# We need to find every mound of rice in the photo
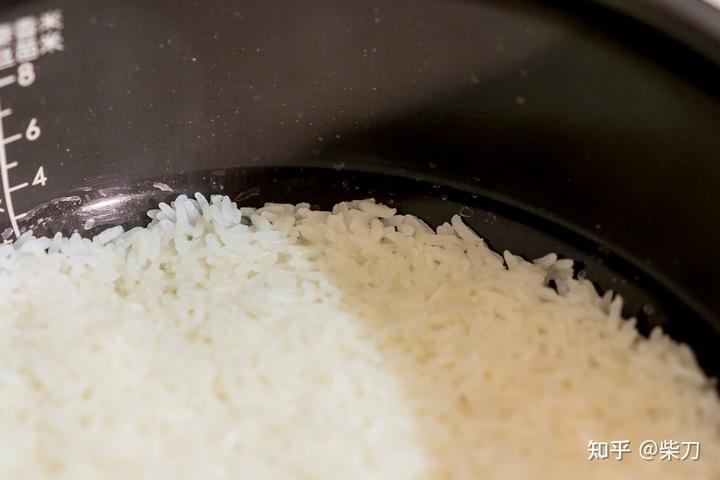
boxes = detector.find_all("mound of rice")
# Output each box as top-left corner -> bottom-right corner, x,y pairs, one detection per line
0,193 -> 718,479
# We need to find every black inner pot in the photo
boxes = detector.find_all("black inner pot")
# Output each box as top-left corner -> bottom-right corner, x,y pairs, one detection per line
1,1 -> 718,375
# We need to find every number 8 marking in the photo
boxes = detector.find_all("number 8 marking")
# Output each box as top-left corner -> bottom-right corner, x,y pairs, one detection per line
17,63 -> 35,87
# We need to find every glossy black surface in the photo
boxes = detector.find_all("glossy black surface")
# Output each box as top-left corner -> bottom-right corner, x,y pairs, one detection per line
0,1 -> 716,372
20,166 -> 720,377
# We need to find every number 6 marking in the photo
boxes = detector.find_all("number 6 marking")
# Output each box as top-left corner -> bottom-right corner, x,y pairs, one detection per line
25,118 -> 40,141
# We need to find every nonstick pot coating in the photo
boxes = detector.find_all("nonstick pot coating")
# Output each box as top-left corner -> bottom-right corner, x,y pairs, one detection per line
19,165 -> 720,378
0,1 -> 717,375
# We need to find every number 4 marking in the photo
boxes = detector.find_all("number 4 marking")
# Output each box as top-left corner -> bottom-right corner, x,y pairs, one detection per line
32,166 -> 47,186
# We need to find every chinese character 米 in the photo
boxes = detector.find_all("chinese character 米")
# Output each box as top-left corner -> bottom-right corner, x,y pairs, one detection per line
39,30 -> 64,54
39,10 -> 63,31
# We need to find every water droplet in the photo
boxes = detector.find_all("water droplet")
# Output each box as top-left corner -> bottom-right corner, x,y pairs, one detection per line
577,270 -> 587,280
515,96 -> 526,106
485,213 -> 497,224
333,162 -> 345,171
595,223 -> 602,230
432,184 -> 441,189
459,206 -> 474,218
642,303 -> 656,315
440,194 -> 448,200
428,161 -> 438,169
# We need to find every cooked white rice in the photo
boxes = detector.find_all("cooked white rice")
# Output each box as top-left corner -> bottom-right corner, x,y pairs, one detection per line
0,194 -> 717,479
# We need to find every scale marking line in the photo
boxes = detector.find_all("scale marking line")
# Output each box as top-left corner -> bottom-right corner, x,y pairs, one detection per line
0,109 -> 11,118
8,182 -> 28,193
0,99 -> 20,236
0,75 -> 16,89
3,133 -> 22,145
6,161 -> 16,169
